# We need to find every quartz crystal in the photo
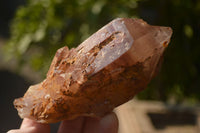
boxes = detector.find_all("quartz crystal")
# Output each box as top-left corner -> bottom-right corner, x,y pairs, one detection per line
14,18 -> 172,123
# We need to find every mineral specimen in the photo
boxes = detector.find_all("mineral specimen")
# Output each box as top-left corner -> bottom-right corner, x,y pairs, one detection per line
14,18 -> 172,123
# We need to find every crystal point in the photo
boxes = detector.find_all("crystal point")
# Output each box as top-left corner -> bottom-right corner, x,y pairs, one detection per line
14,18 -> 172,123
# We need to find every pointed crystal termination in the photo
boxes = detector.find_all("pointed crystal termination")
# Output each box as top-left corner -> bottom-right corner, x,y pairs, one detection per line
14,18 -> 172,123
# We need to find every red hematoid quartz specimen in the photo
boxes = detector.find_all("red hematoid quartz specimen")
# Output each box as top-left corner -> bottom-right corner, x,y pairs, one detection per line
14,18 -> 172,123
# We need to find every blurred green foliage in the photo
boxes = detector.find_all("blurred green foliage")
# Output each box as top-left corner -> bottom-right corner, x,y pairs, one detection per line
3,0 -> 200,102
4,0 -> 139,74
137,0 -> 200,103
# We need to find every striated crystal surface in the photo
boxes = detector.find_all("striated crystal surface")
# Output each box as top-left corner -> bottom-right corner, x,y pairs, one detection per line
14,18 -> 172,123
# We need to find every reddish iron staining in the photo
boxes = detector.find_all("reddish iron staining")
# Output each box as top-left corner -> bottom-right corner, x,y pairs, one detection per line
163,41 -> 169,47
14,18 -> 172,123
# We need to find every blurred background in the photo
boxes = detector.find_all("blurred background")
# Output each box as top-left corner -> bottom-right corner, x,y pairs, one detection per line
0,0 -> 199,132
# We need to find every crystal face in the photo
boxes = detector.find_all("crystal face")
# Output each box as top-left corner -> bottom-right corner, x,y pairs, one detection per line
14,18 -> 172,123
